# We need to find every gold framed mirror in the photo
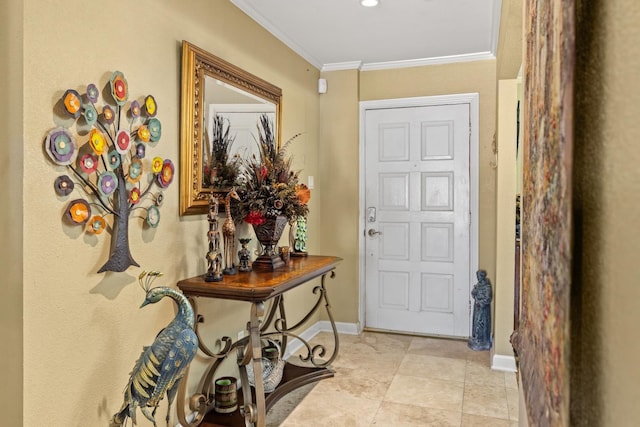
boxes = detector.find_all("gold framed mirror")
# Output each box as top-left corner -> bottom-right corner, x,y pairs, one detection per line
179,40 -> 282,215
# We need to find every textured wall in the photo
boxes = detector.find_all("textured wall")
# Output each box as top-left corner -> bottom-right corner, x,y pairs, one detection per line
317,70 -> 361,323
571,0 -> 640,424
0,1 -> 24,425
496,0 -> 524,79
494,79 -> 518,358
18,0 -> 319,425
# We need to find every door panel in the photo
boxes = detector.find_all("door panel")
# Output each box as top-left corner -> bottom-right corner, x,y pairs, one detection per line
365,103 -> 471,337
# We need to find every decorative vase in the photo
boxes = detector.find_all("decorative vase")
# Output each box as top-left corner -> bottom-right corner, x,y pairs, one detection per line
246,340 -> 285,393
252,215 -> 288,270
213,376 -> 238,414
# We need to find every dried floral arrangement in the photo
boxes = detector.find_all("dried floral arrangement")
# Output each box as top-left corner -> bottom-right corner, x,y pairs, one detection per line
44,71 -> 174,273
203,114 -> 241,189
234,114 -> 310,225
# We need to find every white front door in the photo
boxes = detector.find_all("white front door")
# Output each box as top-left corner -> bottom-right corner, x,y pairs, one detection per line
364,103 -> 472,337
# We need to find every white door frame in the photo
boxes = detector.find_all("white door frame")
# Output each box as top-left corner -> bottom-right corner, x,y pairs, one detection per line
358,93 -> 480,333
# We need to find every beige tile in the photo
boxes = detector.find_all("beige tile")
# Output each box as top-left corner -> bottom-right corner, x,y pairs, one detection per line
461,413 -> 513,426
336,332 -> 412,361
327,340 -> 405,383
397,353 -> 467,382
466,349 -> 491,364
335,354 -> 403,382
312,365 -> 392,401
506,386 -> 519,421
280,334 -> 516,426
505,371 -> 519,390
372,401 -> 461,426
463,382 -> 509,419
359,331 -> 414,351
408,336 -> 471,360
279,387 -> 380,427
465,360 -> 506,387
384,374 -> 464,412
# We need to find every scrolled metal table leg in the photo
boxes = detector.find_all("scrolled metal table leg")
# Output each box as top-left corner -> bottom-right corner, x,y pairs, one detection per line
237,344 -> 256,427
249,302 -> 267,427
237,301 -> 266,427
320,271 -> 340,366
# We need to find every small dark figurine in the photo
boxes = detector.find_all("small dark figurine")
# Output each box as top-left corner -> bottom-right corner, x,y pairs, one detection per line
205,194 -> 223,282
237,238 -> 252,273
468,270 -> 493,351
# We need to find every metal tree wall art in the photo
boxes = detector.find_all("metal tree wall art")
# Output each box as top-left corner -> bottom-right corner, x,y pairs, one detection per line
44,71 -> 174,273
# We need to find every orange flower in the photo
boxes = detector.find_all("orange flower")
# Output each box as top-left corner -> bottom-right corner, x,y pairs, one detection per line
63,90 -> 82,117
137,125 -> 150,142
296,183 -> 311,205
87,216 -> 106,234
66,199 -> 91,224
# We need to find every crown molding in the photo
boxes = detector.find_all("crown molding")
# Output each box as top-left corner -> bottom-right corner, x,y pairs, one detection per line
321,61 -> 363,72
230,0 -> 323,70
360,51 -> 496,71
323,52 -> 497,73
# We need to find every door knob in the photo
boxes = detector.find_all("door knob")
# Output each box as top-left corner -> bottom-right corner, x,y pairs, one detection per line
368,228 -> 382,237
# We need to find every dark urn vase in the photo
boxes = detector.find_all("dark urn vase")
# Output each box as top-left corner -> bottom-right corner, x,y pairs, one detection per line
252,215 -> 288,270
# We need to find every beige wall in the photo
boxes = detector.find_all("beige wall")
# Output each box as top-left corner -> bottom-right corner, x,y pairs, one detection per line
570,0 -> 640,424
496,0 -> 523,80
0,0 -> 24,425
494,79 -> 518,357
16,0 -> 319,425
361,60 -> 498,287
318,70 -> 361,323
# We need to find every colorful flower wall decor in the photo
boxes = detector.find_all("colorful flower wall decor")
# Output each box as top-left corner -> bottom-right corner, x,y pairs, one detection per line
44,71 -> 174,273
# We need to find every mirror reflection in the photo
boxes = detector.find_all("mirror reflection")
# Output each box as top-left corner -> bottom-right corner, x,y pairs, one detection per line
202,76 -> 276,189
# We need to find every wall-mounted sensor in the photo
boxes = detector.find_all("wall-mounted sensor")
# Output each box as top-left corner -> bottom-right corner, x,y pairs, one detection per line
318,78 -> 327,94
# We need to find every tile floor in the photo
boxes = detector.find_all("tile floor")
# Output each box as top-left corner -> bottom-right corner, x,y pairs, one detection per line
267,331 -> 519,427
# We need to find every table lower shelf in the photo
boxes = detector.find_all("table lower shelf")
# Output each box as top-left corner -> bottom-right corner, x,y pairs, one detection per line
200,362 -> 334,427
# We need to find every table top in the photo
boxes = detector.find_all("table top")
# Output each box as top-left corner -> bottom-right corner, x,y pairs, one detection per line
177,255 -> 342,302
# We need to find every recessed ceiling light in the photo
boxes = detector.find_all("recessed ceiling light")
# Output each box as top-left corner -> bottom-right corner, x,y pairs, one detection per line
361,0 -> 379,7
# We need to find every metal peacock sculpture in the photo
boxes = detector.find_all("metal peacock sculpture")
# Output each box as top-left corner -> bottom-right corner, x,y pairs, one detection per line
111,271 -> 198,427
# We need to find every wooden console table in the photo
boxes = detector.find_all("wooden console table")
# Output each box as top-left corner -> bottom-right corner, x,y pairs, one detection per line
176,255 -> 342,427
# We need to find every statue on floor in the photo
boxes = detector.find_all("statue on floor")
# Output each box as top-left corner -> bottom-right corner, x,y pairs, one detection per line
468,270 -> 492,351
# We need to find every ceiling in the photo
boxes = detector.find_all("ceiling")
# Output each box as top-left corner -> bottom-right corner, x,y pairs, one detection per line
230,0 -> 503,71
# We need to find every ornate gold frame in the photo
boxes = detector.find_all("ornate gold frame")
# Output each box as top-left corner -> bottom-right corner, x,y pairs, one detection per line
179,40 -> 282,215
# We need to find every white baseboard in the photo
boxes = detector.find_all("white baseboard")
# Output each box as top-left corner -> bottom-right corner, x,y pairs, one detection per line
317,320 -> 361,335
491,354 -> 517,372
